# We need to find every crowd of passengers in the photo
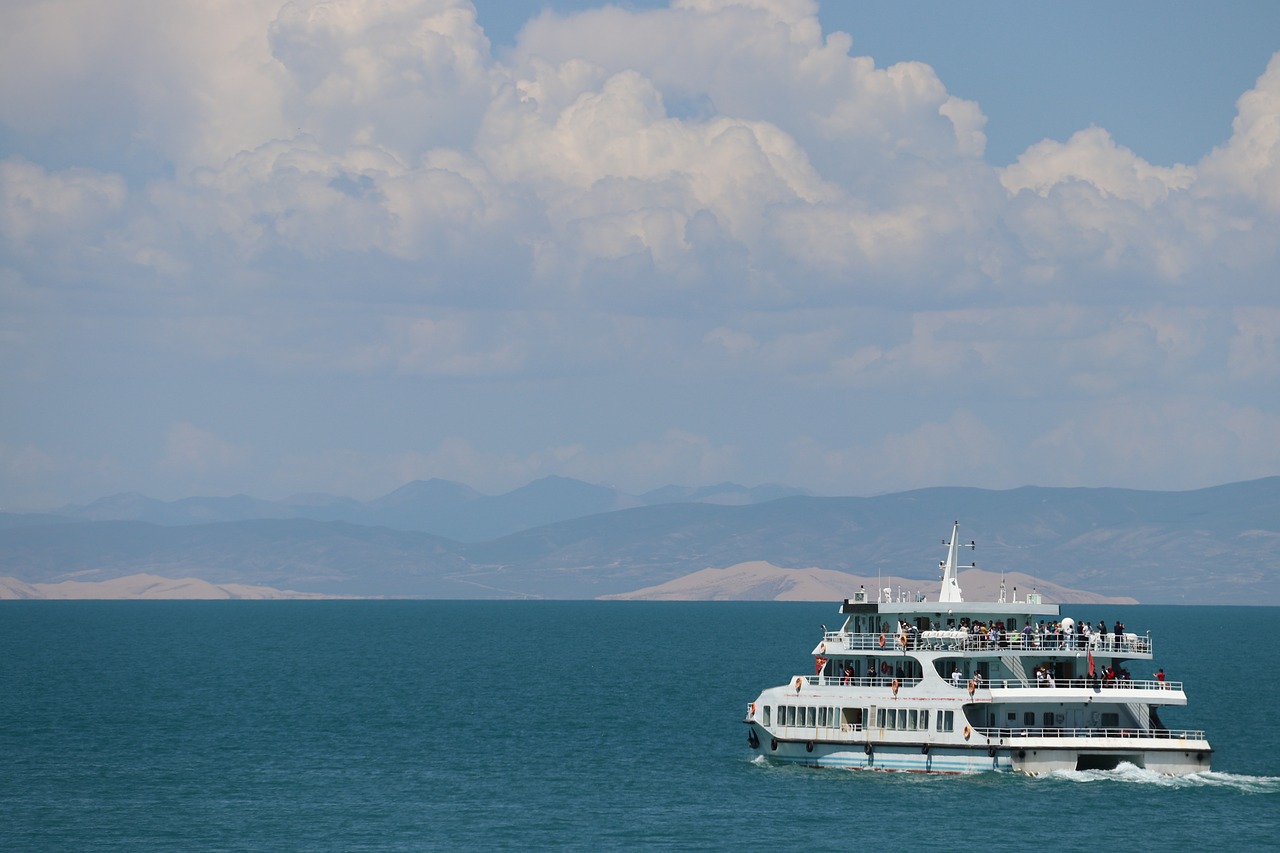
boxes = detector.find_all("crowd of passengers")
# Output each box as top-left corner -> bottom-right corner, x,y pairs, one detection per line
1032,661 -> 1133,687
886,617 -> 1132,650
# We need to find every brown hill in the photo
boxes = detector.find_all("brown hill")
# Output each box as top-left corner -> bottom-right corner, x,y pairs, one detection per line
601,565 -> 1137,604
0,573 -> 356,600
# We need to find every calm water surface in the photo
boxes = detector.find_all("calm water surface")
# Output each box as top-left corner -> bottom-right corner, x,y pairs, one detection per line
1,601 -> 1277,851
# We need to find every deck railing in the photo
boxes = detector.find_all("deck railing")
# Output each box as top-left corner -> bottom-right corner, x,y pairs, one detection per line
798,675 -> 1181,692
977,726 -> 1207,742
820,630 -> 1152,655
983,677 -> 1180,692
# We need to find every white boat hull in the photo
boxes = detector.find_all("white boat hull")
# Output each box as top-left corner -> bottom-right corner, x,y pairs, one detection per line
748,724 -> 1211,775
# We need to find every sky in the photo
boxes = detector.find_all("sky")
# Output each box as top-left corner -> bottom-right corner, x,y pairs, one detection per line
2,0 -> 1279,509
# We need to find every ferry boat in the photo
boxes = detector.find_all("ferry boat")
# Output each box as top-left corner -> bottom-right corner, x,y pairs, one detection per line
743,522 -> 1211,775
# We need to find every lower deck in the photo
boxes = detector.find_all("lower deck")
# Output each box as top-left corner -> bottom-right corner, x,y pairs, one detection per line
749,726 -> 1212,775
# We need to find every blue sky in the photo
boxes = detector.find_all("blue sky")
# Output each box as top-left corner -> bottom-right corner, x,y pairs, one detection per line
2,0 -> 1279,508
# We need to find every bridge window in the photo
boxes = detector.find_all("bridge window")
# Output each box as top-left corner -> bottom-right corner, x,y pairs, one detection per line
763,706 -> 771,726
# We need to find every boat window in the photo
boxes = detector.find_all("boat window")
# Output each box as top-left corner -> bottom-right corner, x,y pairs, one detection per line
763,706 -> 771,726
1101,712 -> 1119,728
818,707 -> 826,728
807,707 -> 817,727
1043,712 -> 1054,727
787,706 -> 796,726
909,709 -> 918,729
876,708 -> 886,728
937,710 -> 954,732
920,710 -> 929,730
1024,712 -> 1035,726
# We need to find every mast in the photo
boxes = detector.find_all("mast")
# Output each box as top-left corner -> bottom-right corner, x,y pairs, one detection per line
938,520 -> 974,603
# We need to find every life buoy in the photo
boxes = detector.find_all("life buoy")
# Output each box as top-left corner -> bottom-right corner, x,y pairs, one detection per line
879,633 -> 886,648
880,662 -> 890,675
818,642 -> 826,654
891,678 -> 900,695
898,632 -> 908,648
963,725 -> 972,740
749,702 -> 756,718
967,679 -> 977,696
770,738 -> 778,751
794,677 -> 803,692
806,741 -> 814,753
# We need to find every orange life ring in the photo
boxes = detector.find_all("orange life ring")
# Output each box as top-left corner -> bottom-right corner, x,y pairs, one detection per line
749,702 -> 756,717
818,642 -> 826,654
967,679 -> 977,696
898,632 -> 908,648
794,677 -> 803,692
963,725 -> 972,740
891,678 -> 900,695
879,633 -> 886,648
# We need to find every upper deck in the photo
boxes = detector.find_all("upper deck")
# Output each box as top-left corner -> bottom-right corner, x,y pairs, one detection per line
818,629 -> 1152,657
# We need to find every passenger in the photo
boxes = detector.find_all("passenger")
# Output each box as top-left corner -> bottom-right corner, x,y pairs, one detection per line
951,666 -> 962,687
1155,668 -> 1166,688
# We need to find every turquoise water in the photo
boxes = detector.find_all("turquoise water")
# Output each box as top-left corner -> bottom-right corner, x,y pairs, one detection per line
2,601 -> 1277,851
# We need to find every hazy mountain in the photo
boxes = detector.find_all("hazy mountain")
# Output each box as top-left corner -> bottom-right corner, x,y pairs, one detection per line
44,476 -> 788,541
639,482 -> 808,506
2,477 -> 1277,603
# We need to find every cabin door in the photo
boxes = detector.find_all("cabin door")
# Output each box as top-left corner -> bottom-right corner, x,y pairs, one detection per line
1066,709 -> 1086,733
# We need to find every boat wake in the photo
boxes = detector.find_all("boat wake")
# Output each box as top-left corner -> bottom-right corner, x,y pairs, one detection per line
1044,763 -> 1280,792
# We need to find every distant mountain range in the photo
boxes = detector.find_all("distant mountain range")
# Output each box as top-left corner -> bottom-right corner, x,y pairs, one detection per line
12,476 -> 806,542
1,476 -> 1277,604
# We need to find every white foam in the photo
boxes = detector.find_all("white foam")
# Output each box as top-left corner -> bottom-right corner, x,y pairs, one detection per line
1044,762 -> 1280,792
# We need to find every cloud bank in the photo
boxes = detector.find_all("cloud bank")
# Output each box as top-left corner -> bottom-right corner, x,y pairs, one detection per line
2,0 -> 1278,505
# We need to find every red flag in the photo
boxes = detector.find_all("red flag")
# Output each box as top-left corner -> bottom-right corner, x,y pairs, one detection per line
1087,649 -> 1095,677
816,656 -> 828,675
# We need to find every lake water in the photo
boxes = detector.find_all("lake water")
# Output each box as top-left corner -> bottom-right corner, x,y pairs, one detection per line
2,601 -> 1277,851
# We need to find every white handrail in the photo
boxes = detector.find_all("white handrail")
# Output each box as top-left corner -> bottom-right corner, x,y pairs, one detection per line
820,629 -> 1152,655
976,725 -> 1207,742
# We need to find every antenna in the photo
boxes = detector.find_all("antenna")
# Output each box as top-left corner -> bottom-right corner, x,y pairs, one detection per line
937,520 -> 973,603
